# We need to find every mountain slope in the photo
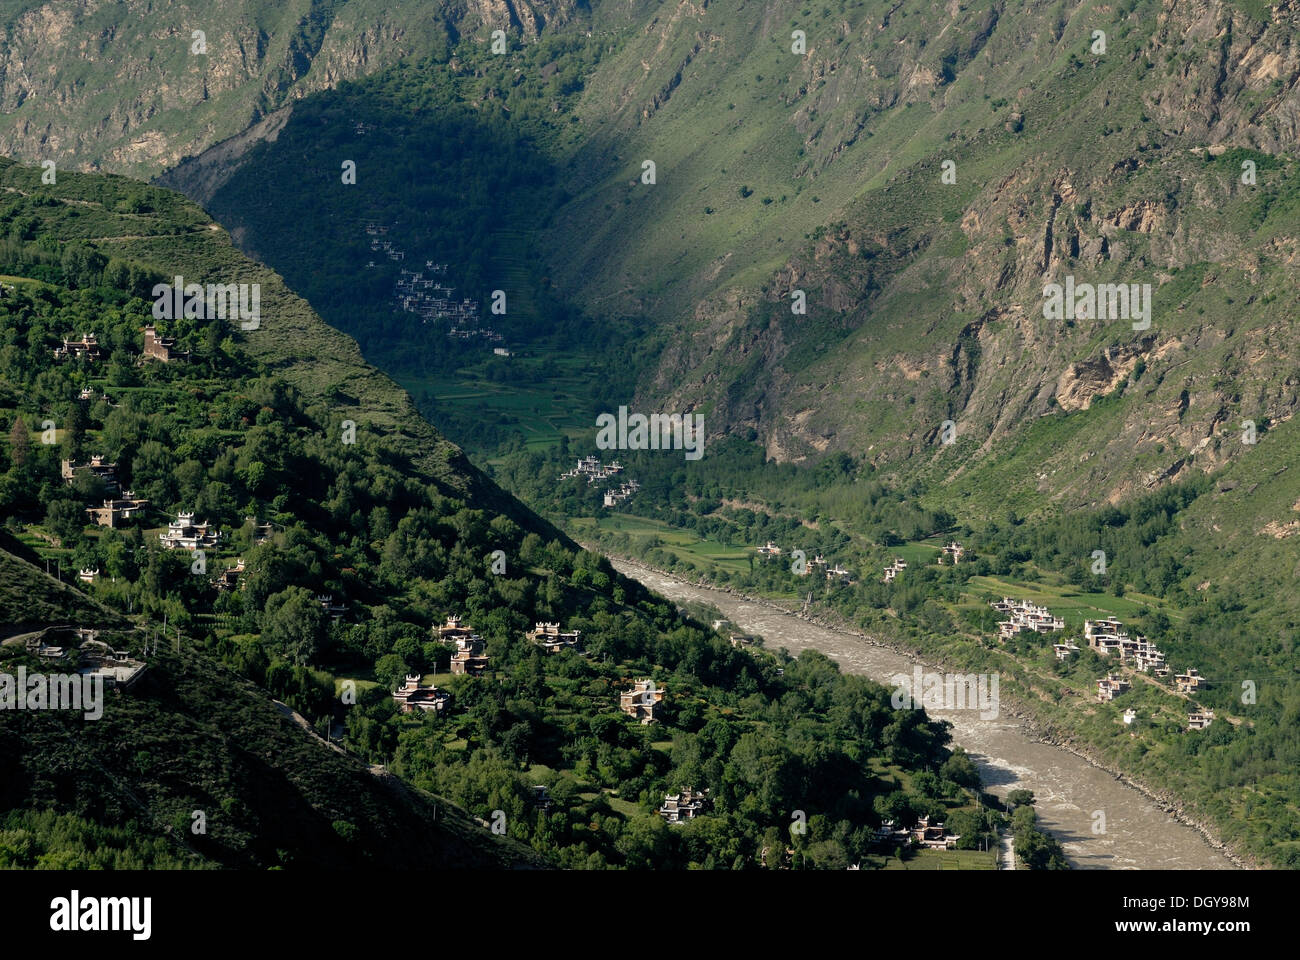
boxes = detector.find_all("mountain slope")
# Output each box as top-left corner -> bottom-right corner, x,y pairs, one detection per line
0,0 -> 587,180
146,0 -> 1300,515
0,544 -> 542,869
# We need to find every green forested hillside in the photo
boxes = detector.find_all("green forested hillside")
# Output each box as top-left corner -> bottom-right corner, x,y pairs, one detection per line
502,433 -> 1300,866
0,158 -> 1013,869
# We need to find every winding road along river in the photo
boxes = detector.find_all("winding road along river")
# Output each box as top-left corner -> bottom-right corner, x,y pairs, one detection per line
613,559 -> 1236,870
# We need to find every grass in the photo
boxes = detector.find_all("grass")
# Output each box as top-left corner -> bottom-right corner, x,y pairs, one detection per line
876,849 -> 998,870
963,574 -> 1179,627
401,352 -> 599,450
595,514 -> 755,574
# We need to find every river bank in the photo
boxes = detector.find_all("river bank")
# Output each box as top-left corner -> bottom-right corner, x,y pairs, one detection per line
605,552 -> 1249,870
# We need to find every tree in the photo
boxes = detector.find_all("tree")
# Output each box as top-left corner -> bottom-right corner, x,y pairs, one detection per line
262,586 -> 329,666
374,653 -> 408,691
940,748 -> 981,790
8,416 -> 30,468
45,497 -> 85,544
1006,789 -> 1035,808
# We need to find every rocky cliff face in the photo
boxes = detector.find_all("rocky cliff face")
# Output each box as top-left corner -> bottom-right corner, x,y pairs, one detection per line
613,0 -> 1300,512
0,0 -> 583,179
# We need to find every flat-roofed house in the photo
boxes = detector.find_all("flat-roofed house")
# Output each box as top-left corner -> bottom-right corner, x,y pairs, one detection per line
54,333 -> 104,362
76,637 -> 147,691
1097,674 -> 1130,702
1053,641 -> 1080,660
526,621 -> 582,654
392,675 -> 452,714
159,512 -> 221,550
213,559 -> 245,591
85,492 -> 150,527
620,679 -> 664,724
996,600 -> 1065,638
658,787 -> 710,824
143,324 -> 189,362
435,615 -> 475,641
62,456 -> 120,493
910,816 -> 961,850
449,634 -> 490,676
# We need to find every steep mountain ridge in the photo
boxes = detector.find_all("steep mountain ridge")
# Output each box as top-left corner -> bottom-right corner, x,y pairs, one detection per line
0,0 -> 585,179
548,0 -> 1300,514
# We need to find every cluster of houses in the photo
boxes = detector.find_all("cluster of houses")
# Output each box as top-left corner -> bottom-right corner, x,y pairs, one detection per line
603,481 -> 640,508
560,456 -> 624,483
883,557 -> 907,583
1084,619 -> 1213,730
1115,694 -> 1215,732
394,267 -> 484,331
755,544 -> 854,583
874,816 -> 962,851
1084,617 -> 1169,675
991,598 -> 1066,639
55,325 -> 189,365
558,456 -> 638,507
526,621 -> 582,654
366,223 -> 405,264
361,222 -> 507,348
940,541 -> 966,564
797,554 -> 854,584
62,457 -> 155,532
658,787 -> 710,824
403,618 -> 667,731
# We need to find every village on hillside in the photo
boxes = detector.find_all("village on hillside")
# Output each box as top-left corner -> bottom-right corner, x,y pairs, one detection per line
558,455 -> 639,508
989,599 -> 1215,732
362,220 -> 508,351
